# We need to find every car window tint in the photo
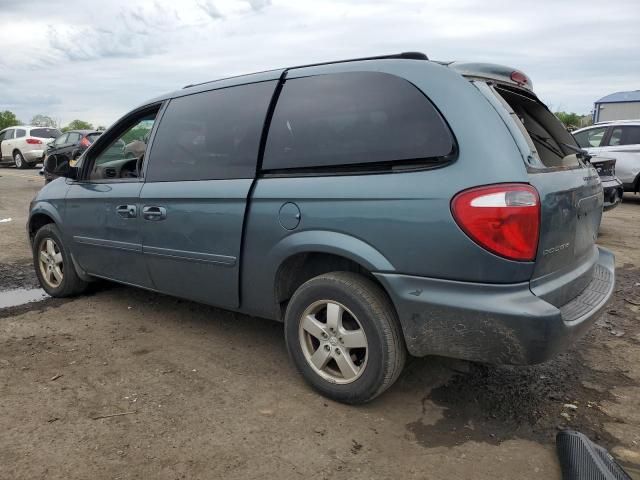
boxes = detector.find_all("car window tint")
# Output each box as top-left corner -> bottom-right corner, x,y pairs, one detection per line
15,129 -> 26,138
31,128 -> 62,138
608,127 -> 623,146
89,111 -> 158,181
146,81 -> 276,182
573,127 -> 606,148
54,134 -> 68,146
67,132 -> 82,144
87,133 -> 101,143
263,72 -> 454,171
4,130 -> 14,139
620,126 -> 640,145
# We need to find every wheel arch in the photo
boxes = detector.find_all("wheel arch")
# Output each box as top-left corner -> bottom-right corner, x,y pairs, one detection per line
269,230 -> 396,320
28,205 -> 62,243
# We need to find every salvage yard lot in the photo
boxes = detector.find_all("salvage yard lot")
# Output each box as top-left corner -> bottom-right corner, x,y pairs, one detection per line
1,167 -> 639,479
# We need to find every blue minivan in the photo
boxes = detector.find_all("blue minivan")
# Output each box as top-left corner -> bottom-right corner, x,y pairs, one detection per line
30,53 -> 614,403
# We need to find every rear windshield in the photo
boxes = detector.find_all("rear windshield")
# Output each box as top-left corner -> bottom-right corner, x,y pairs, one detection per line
490,85 -> 580,168
86,132 -> 101,143
31,128 -> 62,139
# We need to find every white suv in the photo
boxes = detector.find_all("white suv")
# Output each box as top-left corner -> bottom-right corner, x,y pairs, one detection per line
0,126 -> 61,169
573,120 -> 640,193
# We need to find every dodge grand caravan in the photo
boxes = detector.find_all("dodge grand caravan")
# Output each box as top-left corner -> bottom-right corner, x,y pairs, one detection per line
29,52 -> 615,404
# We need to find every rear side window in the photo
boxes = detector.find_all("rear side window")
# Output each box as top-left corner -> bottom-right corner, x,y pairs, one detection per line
67,132 -> 82,144
86,133 -> 101,143
608,126 -> 640,146
16,129 -> 26,138
147,81 -> 276,182
263,72 -> 454,172
31,128 -> 62,139
574,127 -> 606,148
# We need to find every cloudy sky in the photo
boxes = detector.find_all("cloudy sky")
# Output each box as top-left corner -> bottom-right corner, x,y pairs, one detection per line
0,0 -> 638,128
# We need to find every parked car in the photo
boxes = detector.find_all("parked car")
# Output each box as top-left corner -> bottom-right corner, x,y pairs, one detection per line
573,120 -> 640,194
29,53 -> 615,404
41,130 -> 102,183
590,157 -> 623,210
0,126 -> 60,168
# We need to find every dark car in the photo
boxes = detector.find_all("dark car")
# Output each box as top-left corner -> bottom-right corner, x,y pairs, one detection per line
30,53 -> 614,404
590,157 -> 623,211
41,130 -> 102,182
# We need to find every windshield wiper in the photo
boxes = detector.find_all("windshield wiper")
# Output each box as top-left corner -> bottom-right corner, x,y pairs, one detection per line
527,131 -> 566,158
561,143 -> 592,163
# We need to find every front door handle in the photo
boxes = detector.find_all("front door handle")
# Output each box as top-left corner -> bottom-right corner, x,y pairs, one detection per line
142,206 -> 167,221
116,204 -> 137,218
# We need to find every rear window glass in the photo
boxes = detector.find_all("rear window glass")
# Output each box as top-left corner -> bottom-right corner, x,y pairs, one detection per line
493,85 -> 580,168
86,133 -> 101,143
147,81 -> 276,182
16,129 -> 26,138
31,128 -> 62,138
263,72 -> 455,171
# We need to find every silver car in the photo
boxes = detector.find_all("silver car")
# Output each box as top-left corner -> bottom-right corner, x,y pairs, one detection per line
573,120 -> 640,193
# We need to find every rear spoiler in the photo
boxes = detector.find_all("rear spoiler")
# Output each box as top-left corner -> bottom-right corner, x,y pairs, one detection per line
447,61 -> 534,91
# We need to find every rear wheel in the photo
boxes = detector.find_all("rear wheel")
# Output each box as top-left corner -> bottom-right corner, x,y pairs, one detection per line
13,151 -> 27,169
33,224 -> 88,297
284,272 -> 406,404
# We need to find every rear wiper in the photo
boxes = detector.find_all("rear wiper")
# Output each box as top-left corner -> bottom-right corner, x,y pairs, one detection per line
561,143 -> 592,163
527,131 -> 565,158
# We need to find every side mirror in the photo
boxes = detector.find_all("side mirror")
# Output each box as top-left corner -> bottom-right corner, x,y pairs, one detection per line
44,156 -> 78,180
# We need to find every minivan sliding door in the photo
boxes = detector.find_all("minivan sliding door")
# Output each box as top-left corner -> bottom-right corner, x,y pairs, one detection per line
140,80 -> 277,309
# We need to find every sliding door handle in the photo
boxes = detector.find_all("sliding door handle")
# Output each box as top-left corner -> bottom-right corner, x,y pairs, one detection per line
142,206 -> 167,221
116,204 -> 137,218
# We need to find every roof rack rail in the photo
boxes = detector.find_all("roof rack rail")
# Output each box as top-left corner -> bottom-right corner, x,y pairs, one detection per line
287,51 -> 429,71
182,52 -> 428,89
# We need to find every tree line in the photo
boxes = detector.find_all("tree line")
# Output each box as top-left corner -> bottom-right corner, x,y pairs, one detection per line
0,111 -> 105,132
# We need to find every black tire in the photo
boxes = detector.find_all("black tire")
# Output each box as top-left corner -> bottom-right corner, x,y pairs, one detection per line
284,271 -> 406,404
14,150 -> 27,169
32,223 -> 88,297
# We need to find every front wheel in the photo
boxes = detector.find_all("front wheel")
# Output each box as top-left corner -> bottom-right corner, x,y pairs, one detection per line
284,272 -> 406,404
33,224 -> 88,297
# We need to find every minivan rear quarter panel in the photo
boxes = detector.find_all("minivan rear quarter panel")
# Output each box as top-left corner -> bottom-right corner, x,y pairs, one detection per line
240,60 -> 535,320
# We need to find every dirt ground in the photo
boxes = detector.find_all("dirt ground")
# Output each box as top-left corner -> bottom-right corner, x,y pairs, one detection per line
1,167 -> 639,480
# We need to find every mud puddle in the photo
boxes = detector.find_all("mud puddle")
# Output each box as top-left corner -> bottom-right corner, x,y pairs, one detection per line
0,288 -> 48,308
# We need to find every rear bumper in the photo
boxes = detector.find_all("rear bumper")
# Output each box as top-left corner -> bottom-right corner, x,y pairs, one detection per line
374,246 -> 615,365
601,177 -> 623,211
24,149 -> 45,162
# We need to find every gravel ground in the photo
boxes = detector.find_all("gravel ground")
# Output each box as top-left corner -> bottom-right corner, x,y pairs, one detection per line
1,168 -> 639,479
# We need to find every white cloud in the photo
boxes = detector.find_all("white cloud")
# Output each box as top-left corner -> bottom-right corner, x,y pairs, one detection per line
0,0 -> 637,127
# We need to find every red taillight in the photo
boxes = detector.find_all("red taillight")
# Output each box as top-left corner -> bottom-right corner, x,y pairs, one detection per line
80,137 -> 90,147
451,184 -> 540,261
510,70 -> 528,86
26,138 -> 42,144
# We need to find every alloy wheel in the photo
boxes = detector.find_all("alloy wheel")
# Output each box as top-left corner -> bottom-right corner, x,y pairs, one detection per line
14,152 -> 23,168
38,238 -> 64,288
298,300 -> 368,384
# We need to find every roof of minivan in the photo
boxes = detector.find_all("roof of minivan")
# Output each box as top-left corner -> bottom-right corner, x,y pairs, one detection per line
143,52 -> 532,106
